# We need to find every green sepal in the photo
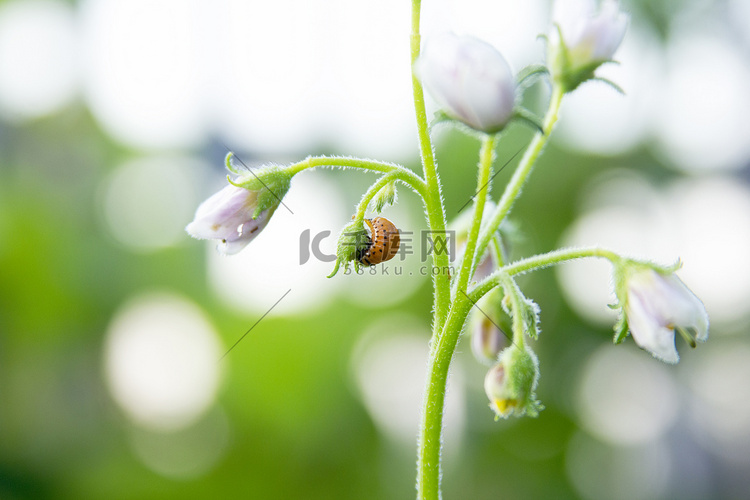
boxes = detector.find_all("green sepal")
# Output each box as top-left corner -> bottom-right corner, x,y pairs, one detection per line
429,110 -> 491,139
591,76 -> 625,95
500,278 -> 541,340
613,312 -> 629,344
516,64 -> 549,92
557,60 -> 603,93
371,181 -> 398,213
229,163 -> 293,219
548,24 -> 622,94
225,152 -> 243,174
429,109 -> 456,130
520,295 -> 542,340
327,219 -> 370,278
610,257 -> 631,344
512,107 -> 545,135
490,345 -> 544,420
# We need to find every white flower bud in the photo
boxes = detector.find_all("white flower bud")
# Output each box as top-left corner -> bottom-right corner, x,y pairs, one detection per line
186,184 -> 276,255
620,268 -> 709,364
549,0 -> 628,91
415,33 -> 516,133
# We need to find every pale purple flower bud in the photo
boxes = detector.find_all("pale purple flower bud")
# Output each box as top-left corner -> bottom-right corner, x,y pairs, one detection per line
623,268 -> 709,364
471,316 -> 507,365
186,184 -> 275,255
552,0 -> 628,67
415,33 -> 516,133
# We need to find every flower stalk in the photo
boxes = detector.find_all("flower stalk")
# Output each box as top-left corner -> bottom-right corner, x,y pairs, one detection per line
185,0 -> 705,498
410,0 -> 452,332
474,83 -> 565,267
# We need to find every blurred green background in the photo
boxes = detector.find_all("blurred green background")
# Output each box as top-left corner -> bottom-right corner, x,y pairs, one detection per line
2,0 -> 750,499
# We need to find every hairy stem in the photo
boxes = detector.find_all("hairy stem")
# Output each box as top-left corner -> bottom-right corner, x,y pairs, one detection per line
474,84 -> 565,263
417,293 -> 474,500
417,134 -> 496,499
354,172 -> 399,220
497,273 -> 527,347
411,0 -> 451,331
285,156 -> 428,199
455,135 -> 496,294
470,246 -> 622,303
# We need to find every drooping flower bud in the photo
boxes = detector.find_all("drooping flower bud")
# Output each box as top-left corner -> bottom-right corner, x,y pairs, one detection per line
472,316 -> 507,365
613,262 -> 709,364
470,287 -> 508,365
548,0 -> 628,92
186,154 -> 292,255
415,33 -> 516,134
186,184 -> 274,255
484,345 -> 543,419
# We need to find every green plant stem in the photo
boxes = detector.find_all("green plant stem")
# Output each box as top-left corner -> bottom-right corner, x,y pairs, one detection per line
470,246 -> 622,303
455,135 -> 496,293
285,156 -> 428,199
474,84 -> 565,265
417,134 -> 495,499
490,235 -> 505,267
418,245 -> 621,499
354,172 -> 399,220
417,292 -> 473,500
410,0 -> 451,331
497,274 -> 527,347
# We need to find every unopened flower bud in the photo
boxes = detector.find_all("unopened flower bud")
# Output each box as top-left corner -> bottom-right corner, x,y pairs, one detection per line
186,185 -> 276,255
613,263 -> 709,364
415,33 -> 516,134
470,287 -> 508,365
472,317 -> 507,365
549,0 -> 628,92
186,156 -> 292,255
484,345 -> 543,419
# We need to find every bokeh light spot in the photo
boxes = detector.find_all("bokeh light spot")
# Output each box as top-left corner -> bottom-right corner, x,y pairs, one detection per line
566,431 -> 672,500
557,171 -> 678,325
104,292 -> 223,431
129,407 -> 230,479
102,155 -> 204,252
577,345 -> 679,445
687,343 -> 750,465
81,0 -> 204,149
556,25 -> 661,155
0,0 -> 78,121
558,172 -> 750,328
655,33 -> 750,172
351,316 -> 465,451
667,178 -> 750,326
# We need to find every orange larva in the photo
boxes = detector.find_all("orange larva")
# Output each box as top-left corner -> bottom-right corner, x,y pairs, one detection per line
357,217 -> 401,266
